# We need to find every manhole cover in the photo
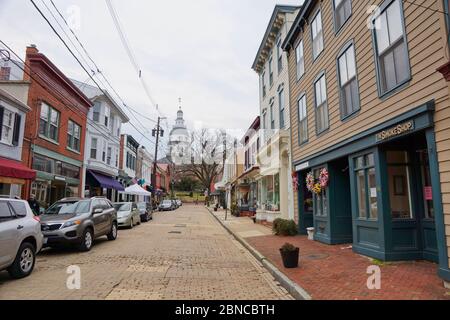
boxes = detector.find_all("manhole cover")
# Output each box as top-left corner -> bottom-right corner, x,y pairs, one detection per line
305,254 -> 329,260
169,231 -> 182,234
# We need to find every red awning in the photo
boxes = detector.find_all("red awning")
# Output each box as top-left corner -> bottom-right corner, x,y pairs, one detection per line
0,157 -> 36,180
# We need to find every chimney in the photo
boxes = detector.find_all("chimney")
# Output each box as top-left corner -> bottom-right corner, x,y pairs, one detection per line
23,45 -> 39,82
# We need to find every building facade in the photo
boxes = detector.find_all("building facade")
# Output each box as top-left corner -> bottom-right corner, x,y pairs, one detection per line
284,0 -> 450,283
137,146 -> 153,201
0,85 -> 35,197
74,80 -> 130,201
118,134 -> 139,201
252,5 -> 299,223
21,46 -> 91,208
236,117 -> 260,216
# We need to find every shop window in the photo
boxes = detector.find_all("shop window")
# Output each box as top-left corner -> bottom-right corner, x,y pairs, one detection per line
314,73 -> 329,134
311,10 -> 324,60
33,154 -> 53,173
334,0 -> 352,32
39,103 -> 60,142
354,153 -> 378,220
0,183 -> 11,196
314,169 -> 328,217
387,151 -> 413,219
31,181 -> 48,204
419,151 -> 434,219
338,43 -> 360,118
295,40 -> 305,80
67,120 -> 81,152
373,0 -> 410,96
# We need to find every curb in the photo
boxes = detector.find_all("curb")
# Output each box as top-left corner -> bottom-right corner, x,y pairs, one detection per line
207,207 -> 312,301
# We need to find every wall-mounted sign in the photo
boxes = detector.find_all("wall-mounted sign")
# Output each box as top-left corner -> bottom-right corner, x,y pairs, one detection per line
376,121 -> 415,142
54,176 -> 66,182
296,162 -> 310,172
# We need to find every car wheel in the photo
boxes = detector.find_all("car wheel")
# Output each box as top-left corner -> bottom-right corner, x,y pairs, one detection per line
79,228 -> 94,252
107,222 -> 118,241
7,242 -> 36,279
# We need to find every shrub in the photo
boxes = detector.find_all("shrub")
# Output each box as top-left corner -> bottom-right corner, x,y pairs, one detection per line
273,219 -> 298,236
280,243 -> 298,253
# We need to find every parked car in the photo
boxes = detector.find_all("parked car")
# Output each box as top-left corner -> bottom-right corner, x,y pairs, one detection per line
40,197 -> 118,252
114,202 -> 141,228
159,200 -> 175,211
137,202 -> 153,223
0,198 -> 44,279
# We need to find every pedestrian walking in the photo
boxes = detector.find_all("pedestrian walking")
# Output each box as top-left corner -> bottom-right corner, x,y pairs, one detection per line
28,195 -> 40,216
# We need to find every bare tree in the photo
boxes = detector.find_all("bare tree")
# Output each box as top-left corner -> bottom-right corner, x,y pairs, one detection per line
176,128 -> 233,193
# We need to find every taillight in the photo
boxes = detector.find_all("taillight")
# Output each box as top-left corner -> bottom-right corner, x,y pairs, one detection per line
33,215 -> 41,222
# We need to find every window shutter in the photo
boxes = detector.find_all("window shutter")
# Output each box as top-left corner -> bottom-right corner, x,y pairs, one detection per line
12,113 -> 22,146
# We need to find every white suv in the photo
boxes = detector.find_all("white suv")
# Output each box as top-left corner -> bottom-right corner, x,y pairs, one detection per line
0,198 -> 44,279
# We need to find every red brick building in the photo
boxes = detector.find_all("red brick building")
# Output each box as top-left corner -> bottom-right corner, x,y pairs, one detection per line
21,46 -> 92,208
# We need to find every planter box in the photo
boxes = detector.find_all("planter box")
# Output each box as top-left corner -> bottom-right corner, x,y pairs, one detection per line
280,248 -> 299,269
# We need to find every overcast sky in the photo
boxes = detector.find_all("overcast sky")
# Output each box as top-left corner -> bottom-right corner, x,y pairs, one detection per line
0,0 -> 302,151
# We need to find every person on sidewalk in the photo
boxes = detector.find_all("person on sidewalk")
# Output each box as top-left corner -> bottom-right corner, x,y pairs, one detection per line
28,195 -> 40,216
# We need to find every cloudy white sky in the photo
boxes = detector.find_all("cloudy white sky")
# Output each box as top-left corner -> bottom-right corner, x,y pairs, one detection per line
0,0 -> 302,151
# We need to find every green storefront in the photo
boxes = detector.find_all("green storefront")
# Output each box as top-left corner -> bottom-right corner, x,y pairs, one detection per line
295,101 -> 450,281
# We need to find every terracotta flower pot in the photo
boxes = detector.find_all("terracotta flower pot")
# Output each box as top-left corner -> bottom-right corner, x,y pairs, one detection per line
280,248 -> 299,268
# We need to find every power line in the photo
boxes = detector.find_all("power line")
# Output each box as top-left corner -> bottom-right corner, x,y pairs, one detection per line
104,0 -> 163,116
46,0 -> 159,128
28,0 -> 157,145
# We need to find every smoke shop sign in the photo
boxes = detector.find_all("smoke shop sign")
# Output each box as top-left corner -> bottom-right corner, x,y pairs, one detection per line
376,121 -> 414,142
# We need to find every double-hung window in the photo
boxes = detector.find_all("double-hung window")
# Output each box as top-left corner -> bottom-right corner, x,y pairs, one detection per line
269,56 -> 274,87
39,103 -> 59,142
262,71 -> 266,98
298,94 -> 308,144
311,10 -> 324,60
90,138 -> 97,159
93,101 -> 101,122
67,120 -> 81,152
279,89 -> 285,129
295,40 -> 305,80
314,74 -> 329,134
373,0 -> 410,95
107,147 -> 112,165
1,108 -> 14,145
270,103 -> 275,130
338,44 -> 359,118
334,0 -> 352,31
104,106 -> 110,127
277,37 -> 283,73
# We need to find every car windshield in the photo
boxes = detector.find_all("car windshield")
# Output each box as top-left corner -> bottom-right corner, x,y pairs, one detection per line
137,203 -> 146,209
114,203 -> 131,212
162,201 -> 172,205
46,201 -> 90,215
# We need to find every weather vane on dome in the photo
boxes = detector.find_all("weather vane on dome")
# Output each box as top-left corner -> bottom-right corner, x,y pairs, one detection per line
178,97 -> 182,110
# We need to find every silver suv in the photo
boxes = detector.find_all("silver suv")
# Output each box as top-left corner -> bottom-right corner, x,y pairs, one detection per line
0,198 -> 44,279
40,197 -> 118,252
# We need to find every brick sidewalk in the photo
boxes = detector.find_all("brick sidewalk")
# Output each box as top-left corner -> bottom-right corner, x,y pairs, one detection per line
211,210 -> 450,300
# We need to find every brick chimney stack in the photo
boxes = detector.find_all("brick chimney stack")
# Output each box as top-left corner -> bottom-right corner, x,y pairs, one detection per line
23,45 -> 39,82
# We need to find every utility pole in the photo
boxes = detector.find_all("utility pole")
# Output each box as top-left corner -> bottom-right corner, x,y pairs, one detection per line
152,114 -> 166,205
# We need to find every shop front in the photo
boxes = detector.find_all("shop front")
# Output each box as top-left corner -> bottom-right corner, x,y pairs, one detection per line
0,157 -> 36,198
295,102 -> 447,268
30,149 -> 82,210
85,169 -> 125,201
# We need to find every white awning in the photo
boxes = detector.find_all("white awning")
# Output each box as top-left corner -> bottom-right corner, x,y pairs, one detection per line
120,184 -> 152,196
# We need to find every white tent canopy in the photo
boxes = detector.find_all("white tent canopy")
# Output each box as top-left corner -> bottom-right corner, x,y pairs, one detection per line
121,184 -> 152,196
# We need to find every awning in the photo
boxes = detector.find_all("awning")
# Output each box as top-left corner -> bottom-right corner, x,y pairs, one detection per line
121,184 -> 152,196
0,157 -> 36,180
88,170 -> 125,191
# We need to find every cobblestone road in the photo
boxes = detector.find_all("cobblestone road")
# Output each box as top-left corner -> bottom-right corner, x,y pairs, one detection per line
0,205 -> 292,300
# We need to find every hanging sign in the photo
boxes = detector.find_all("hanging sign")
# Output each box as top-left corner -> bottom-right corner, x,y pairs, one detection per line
424,186 -> 433,201
376,121 -> 415,142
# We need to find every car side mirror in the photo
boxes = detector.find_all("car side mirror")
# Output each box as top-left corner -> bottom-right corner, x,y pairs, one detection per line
93,208 -> 103,215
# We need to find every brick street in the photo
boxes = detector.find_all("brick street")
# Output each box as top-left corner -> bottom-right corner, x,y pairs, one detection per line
0,205 -> 291,300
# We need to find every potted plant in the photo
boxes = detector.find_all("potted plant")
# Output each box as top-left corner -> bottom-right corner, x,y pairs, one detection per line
279,243 -> 300,269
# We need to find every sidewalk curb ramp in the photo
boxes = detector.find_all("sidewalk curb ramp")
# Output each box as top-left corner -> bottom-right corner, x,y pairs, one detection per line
207,207 -> 312,301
